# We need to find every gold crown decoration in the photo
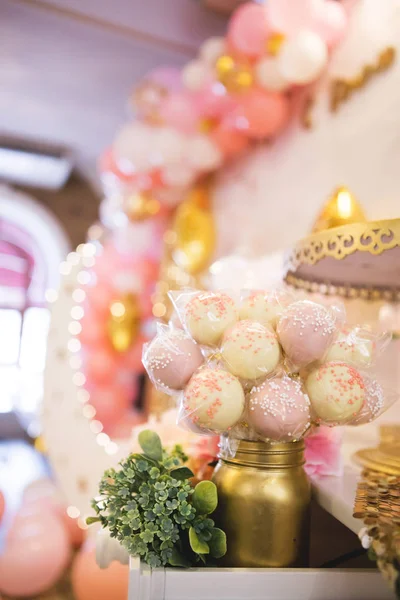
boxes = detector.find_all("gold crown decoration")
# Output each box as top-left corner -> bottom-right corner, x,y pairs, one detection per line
312,187 -> 367,233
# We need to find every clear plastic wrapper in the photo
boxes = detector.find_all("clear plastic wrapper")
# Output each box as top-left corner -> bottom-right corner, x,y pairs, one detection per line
142,288 -> 398,456
276,299 -> 344,370
142,323 -> 204,394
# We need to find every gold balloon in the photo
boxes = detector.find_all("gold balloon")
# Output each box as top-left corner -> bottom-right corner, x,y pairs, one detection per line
125,192 -> 161,221
107,293 -> 141,353
34,436 -> 47,454
172,184 -> 216,275
215,55 -> 254,93
312,187 -> 367,233
266,32 -> 285,56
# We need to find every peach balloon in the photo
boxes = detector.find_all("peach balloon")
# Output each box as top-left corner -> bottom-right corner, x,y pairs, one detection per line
238,90 -> 289,139
228,3 -> 270,58
71,545 -> 129,600
0,513 -> 71,597
211,121 -> 249,157
59,509 -> 86,548
79,311 -> 106,346
313,0 -> 348,47
108,410 -> 147,440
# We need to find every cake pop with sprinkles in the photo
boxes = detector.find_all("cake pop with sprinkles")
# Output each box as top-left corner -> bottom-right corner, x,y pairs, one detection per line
144,330 -> 204,391
248,375 -> 311,442
183,367 -> 245,432
240,290 -> 293,329
277,300 -> 338,368
184,292 -> 238,346
305,361 -> 365,424
349,376 -> 385,425
221,320 -> 281,381
324,326 -> 374,368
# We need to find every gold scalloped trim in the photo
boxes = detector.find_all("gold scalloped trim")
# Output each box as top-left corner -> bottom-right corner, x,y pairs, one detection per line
284,273 -> 400,301
287,219 -> 400,268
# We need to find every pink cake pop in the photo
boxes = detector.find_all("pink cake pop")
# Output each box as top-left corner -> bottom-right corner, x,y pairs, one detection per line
305,361 -> 365,424
248,375 -> 311,442
144,330 -> 204,391
277,300 -> 337,367
349,377 -> 385,426
182,368 -> 245,433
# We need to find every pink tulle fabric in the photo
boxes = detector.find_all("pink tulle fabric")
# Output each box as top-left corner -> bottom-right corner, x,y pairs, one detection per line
304,426 -> 344,479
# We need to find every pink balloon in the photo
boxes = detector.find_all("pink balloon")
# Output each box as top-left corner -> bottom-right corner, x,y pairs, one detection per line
108,410 -> 147,440
237,89 -> 290,139
0,513 -> 71,597
122,336 -> 147,371
312,1 -> 348,47
84,346 -> 119,384
194,82 -> 237,119
160,92 -> 199,134
79,310 -> 106,346
267,0 -> 318,34
0,491 -> 5,523
71,544 -> 128,600
89,382 -> 132,429
228,2 -> 270,58
22,478 -> 60,506
87,282 -> 116,316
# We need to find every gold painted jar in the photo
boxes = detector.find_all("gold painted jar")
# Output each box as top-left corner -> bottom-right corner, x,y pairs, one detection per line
212,440 -> 311,568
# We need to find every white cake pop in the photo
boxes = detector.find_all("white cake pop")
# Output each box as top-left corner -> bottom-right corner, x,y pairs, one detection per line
324,327 -> 374,367
221,320 -> 281,381
182,368 -> 245,432
239,290 -> 293,329
144,330 -> 204,391
305,361 -> 365,424
349,376 -> 385,425
248,376 -> 311,442
184,292 -> 238,346
277,300 -> 338,367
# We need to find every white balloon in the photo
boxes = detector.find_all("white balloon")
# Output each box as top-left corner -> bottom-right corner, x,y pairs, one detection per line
162,163 -> 196,188
182,60 -> 211,91
278,30 -> 328,85
153,127 -> 186,166
255,57 -> 289,92
186,135 -> 223,171
200,36 -> 226,64
113,122 -> 155,171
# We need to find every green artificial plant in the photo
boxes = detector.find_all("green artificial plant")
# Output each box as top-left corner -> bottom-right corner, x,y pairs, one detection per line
88,430 -> 226,568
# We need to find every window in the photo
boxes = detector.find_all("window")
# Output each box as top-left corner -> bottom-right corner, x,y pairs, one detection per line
0,185 -> 70,436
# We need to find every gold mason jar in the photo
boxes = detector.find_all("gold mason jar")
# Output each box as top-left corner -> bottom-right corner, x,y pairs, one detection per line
212,439 -> 311,568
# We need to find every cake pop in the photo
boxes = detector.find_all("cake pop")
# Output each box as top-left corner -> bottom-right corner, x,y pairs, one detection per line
144,330 -> 204,390
221,320 -> 280,380
248,375 -> 311,442
306,361 -> 365,423
184,292 -> 238,346
239,290 -> 292,329
277,300 -> 337,367
183,368 -> 245,432
324,327 -> 374,368
349,376 -> 385,425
